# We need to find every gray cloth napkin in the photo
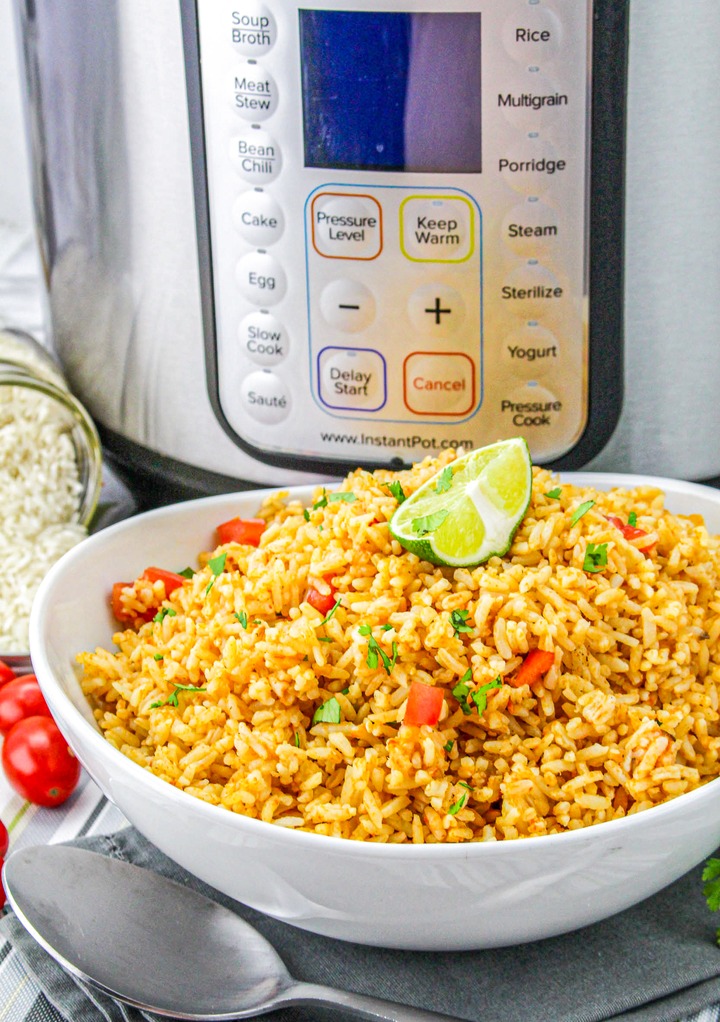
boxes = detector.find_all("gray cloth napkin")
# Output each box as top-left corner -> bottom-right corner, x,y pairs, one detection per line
3,827 -> 720,1022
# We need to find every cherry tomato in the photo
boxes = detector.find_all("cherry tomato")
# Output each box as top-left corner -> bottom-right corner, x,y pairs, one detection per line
2,716 -> 81,807
0,660 -> 15,687
404,681 -> 444,727
0,674 -> 51,734
0,819 -> 8,858
142,567 -> 186,594
216,517 -> 266,546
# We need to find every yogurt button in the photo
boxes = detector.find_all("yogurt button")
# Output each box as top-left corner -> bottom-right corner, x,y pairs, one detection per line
236,251 -> 286,305
230,4 -> 277,56
231,63 -> 278,122
229,128 -> 281,184
239,311 -> 288,366
233,190 -> 284,245
501,322 -> 560,378
240,370 -> 291,424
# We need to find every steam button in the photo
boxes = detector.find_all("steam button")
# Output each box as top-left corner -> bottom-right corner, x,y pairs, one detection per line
241,370 -> 290,424
231,5 -> 277,56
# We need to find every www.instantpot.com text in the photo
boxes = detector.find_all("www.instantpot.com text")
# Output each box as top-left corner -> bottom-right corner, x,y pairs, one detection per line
319,432 -> 475,451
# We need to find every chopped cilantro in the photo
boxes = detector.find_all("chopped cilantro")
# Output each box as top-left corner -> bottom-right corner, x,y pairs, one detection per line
205,551 -> 227,594
460,668 -> 473,683
294,732 -> 301,747
545,487 -> 562,500
459,781 -> 473,791
434,466 -> 454,494
443,739 -> 454,753
177,567 -> 195,579
319,596 -> 342,626
386,480 -> 406,504
381,623 -> 393,631
312,696 -> 342,725
450,609 -> 473,637
448,793 -> 467,815
359,625 -> 397,675
328,491 -> 357,503
318,636 -> 333,643
150,683 -> 206,709
471,677 -> 502,715
628,511 -> 638,527
583,542 -> 608,573
153,653 -> 163,661
312,489 -> 328,510
303,508 -> 310,522
570,500 -> 595,526
153,607 -> 177,624
412,508 -> 450,536
452,679 -> 473,716
235,610 -> 248,629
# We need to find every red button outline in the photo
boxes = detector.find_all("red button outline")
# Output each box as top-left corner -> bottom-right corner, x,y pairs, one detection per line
403,351 -> 477,416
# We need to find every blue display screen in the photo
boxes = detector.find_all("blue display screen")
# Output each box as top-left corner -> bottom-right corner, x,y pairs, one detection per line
299,11 -> 482,173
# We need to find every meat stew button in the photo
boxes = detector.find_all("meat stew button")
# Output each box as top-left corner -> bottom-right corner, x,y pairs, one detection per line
403,353 -> 476,416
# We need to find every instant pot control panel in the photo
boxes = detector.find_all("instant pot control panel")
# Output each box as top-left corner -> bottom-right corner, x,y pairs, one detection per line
181,0 -> 625,473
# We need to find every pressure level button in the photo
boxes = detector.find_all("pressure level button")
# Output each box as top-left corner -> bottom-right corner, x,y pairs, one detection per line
231,5 -> 277,56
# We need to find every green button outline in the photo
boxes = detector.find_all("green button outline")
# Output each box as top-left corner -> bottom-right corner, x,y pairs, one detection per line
399,195 -> 475,264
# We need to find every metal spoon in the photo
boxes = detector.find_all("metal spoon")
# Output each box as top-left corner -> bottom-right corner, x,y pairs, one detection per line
4,845 -> 465,1022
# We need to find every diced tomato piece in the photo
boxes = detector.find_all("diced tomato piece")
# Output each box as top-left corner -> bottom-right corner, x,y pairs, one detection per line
306,577 -> 337,615
606,516 -> 655,553
510,649 -> 555,688
216,517 -> 266,547
0,660 -> 15,687
606,515 -> 625,531
404,681 -> 444,727
110,581 -> 134,622
142,567 -> 186,593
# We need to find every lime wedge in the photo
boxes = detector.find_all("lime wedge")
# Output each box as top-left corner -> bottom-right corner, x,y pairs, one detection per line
389,438 -> 532,567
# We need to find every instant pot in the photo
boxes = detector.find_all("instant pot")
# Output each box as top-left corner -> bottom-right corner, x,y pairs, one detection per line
12,0 -> 720,497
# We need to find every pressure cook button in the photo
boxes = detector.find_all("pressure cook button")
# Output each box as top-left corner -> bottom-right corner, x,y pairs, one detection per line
231,4 -> 277,56
318,347 -> 386,412
502,8 -> 562,63
236,251 -> 286,305
319,279 -> 376,332
233,190 -> 284,246
241,370 -> 291,424
407,283 -> 465,336
229,128 -> 281,184
231,63 -> 278,122
239,310 -> 288,366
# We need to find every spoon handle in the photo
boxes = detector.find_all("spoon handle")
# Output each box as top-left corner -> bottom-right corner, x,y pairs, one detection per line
277,981 -> 467,1021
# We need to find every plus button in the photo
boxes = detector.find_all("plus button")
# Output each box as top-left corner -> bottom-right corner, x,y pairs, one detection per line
425,297 -> 452,325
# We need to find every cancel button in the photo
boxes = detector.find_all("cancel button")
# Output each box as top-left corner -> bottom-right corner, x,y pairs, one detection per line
403,353 -> 476,416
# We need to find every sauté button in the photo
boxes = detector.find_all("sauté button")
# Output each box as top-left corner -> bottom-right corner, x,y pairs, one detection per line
241,370 -> 291,424
403,352 -> 476,416
239,310 -> 288,366
233,190 -> 284,246
230,63 -> 278,122
318,347 -> 386,411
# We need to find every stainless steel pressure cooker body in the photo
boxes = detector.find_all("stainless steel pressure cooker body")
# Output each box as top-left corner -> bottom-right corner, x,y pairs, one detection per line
12,0 -> 720,496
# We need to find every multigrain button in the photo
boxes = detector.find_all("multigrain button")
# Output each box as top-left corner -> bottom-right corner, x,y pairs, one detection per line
318,347 -> 386,411
501,322 -> 560,378
229,127 -> 281,183
497,70 -> 566,130
407,283 -> 465,336
241,370 -> 290,424
311,193 -> 382,260
320,279 -> 376,332
238,310 -> 288,366
502,7 -> 562,63
233,190 -> 284,245
403,352 -> 476,416
235,251 -> 286,305
230,4 -> 277,56
501,197 -> 561,257
230,63 -> 278,122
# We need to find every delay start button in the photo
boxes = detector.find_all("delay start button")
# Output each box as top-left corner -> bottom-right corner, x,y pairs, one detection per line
318,347 -> 386,411
403,352 -> 476,416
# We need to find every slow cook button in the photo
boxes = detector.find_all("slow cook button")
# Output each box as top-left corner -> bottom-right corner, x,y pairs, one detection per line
231,63 -> 278,122
403,353 -> 476,416
229,128 -> 281,184
233,190 -> 284,245
231,4 -> 277,56
318,347 -> 386,411
238,310 -> 288,366
240,370 -> 290,424
236,251 -> 286,305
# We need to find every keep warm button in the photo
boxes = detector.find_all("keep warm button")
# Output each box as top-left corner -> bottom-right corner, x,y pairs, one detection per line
404,353 -> 476,416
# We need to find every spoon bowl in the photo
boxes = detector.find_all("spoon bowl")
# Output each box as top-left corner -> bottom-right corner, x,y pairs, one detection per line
3,844 -> 462,1022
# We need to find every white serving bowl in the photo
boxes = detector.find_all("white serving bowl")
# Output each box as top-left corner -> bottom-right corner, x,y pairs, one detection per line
29,473 -> 720,950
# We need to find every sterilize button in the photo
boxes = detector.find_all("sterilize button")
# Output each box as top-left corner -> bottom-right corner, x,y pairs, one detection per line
319,279 -> 376,332
231,4 -> 277,56
236,251 -> 286,306
318,347 -> 386,411
403,352 -> 476,416
501,260 -> 564,317
240,370 -> 291,424
407,283 -> 465,336
231,63 -> 278,122
502,7 -> 562,63
239,310 -> 288,366
229,128 -> 281,184
233,190 -> 284,245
